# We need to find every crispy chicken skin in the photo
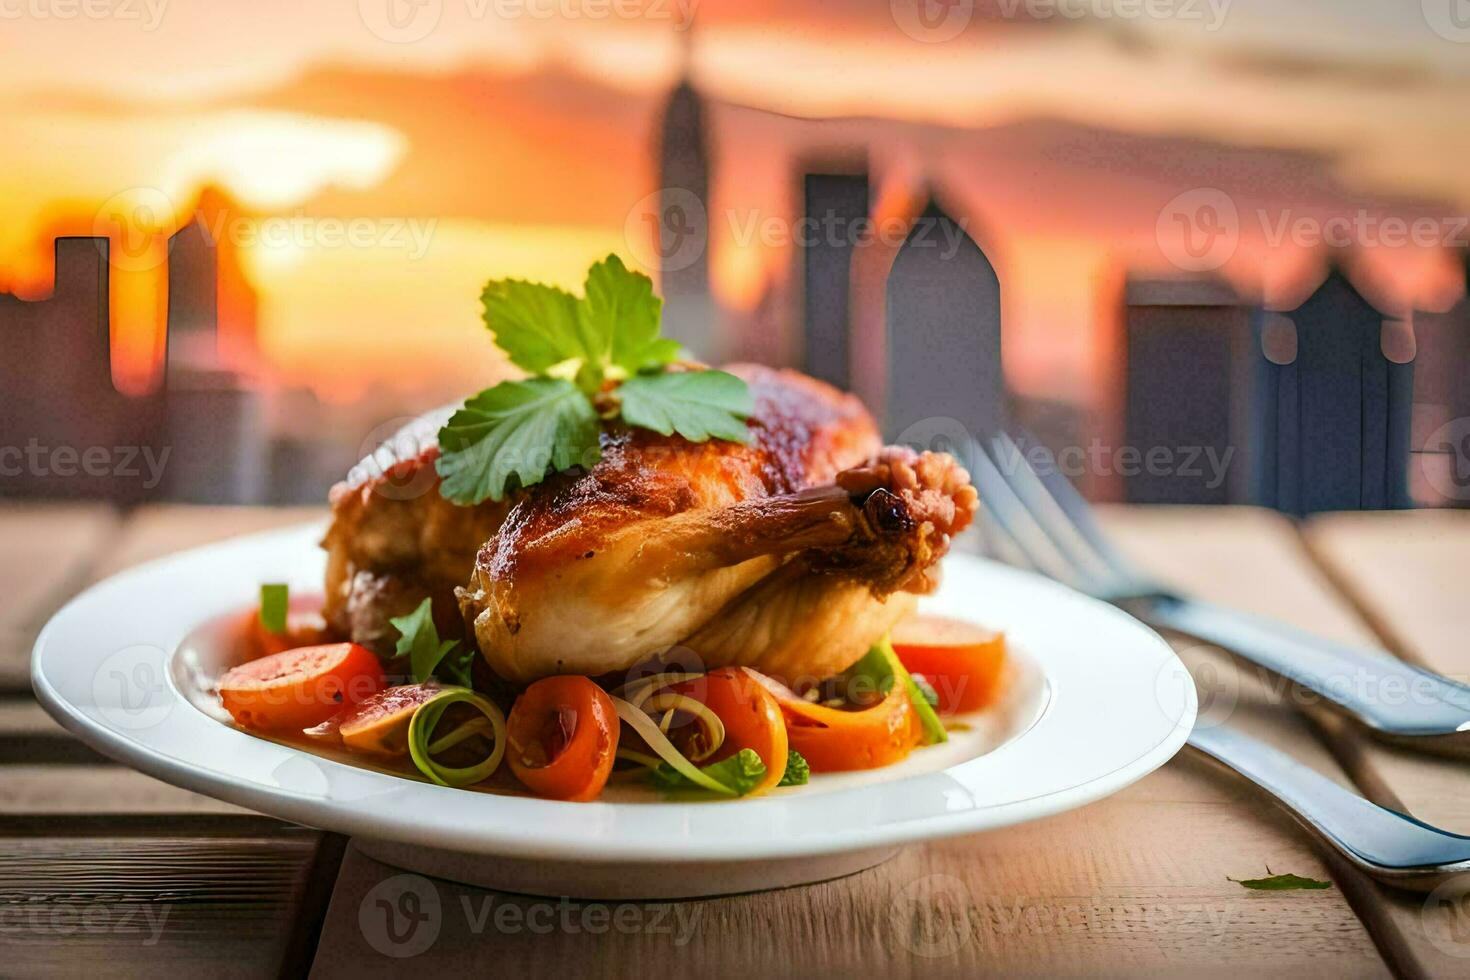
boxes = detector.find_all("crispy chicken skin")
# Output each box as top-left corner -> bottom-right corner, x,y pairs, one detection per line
457,365 -> 978,684
323,441 -> 508,653
323,364 -> 978,684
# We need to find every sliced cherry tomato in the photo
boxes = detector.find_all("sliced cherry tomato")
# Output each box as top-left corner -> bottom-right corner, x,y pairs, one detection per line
219,643 -> 384,732
892,614 -> 1007,714
669,667 -> 788,793
506,676 -> 618,801
337,683 -> 443,756
753,674 -> 921,772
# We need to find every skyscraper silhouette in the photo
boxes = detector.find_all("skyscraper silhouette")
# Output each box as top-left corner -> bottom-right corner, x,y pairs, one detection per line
655,35 -> 715,359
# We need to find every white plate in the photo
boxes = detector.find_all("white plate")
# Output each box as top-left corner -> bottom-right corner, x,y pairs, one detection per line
32,523 -> 1195,898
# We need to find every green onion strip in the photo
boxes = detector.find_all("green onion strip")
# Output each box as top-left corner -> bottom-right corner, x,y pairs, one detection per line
610,696 -> 735,796
608,673 -> 726,770
407,688 -> 507,788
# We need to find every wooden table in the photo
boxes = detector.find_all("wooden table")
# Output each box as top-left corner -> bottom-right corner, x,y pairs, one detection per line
3,503 -> 1467,978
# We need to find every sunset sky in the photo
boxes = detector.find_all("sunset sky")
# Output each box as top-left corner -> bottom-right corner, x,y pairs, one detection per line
2,0 -> 1467,407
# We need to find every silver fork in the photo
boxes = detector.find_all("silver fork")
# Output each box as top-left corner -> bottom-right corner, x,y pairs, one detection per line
972,432 -> 1470,755
967,433 -> 1470,892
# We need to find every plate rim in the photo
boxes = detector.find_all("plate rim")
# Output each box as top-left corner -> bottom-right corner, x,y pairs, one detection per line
32,521 -> 1196,864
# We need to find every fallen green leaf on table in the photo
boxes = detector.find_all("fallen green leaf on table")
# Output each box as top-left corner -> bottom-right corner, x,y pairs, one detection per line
1228,870 -> 1332,891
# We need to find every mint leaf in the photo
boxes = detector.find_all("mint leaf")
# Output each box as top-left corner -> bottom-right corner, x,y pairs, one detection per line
778,750 -> 810,787
650,747 -> 767,796
258,583 -> 289,634
436,377 -> 601,504
1229,872 -> 1331,891
390,597 -> 471,685
482,278 -> 604,389
583,255 -> 680,376
619,370 -> 753,443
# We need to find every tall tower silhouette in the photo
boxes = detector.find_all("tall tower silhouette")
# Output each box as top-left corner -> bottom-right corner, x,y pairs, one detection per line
655,33 -> 715,359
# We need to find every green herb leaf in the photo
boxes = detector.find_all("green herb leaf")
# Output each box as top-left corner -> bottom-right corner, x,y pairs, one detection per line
1229,872 -> 1332,891
649,747 -> 768,796
618,370 -> 753,444
582,255 -> 680,376
435,377 -> 601,504
390,597 -> 469,686
778,750 -> 810,787
258,583 -> 289,635
481,278 -> 603,387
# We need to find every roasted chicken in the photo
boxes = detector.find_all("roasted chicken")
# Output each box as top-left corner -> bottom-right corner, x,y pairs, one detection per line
324,365 -> 977,686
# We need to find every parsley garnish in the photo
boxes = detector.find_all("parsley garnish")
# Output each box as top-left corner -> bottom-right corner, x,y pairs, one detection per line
438,255 -> 752,504
778,750 -> 811,787
390,597 -> 474,687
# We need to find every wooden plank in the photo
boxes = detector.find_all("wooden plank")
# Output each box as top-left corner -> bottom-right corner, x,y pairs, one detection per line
3,506 -> 327,811
0,697 -> 111,765
311,507 -> 1388,977
314,807 -> 1385,979
0,816 -> 320,979
1303,510 -> 1470,974
0,766 -> 248,815
0,503 -> 119,690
